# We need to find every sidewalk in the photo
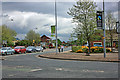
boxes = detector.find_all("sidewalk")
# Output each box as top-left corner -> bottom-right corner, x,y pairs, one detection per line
39,51 -> 119,62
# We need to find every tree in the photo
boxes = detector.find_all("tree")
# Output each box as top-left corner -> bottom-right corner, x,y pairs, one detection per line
15,40 -> 32,46
106,10 -> 116,51
91,29 -> 103,41
1,25 -> 17,46
67,0 -> 97,55
25,30 -> 41,45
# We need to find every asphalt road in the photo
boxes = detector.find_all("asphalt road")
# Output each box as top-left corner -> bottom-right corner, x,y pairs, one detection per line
1,47 -> 118,78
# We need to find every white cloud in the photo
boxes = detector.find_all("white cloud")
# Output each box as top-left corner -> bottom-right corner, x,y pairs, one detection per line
2,11 -> 75,41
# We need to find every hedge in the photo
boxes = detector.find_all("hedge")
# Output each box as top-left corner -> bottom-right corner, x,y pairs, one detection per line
72,46 -> 111,53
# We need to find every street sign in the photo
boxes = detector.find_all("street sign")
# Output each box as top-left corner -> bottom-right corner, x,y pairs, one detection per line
3,40 -> 7,44
96,11 -> 103,29
116,21 -> 120,34
117,23 -> 120,34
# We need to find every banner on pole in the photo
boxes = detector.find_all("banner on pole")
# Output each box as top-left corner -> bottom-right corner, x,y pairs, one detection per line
51,25 -> 55,34
51,25 -> 55,37
51,34 -> 55,37
96,11 -> 103,29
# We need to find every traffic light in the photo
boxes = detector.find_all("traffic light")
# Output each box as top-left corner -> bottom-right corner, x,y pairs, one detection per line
33,40 -> 35,43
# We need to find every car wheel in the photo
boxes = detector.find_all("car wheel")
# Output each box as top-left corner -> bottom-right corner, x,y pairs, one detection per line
5,52 -> 7,55
11,52 -> 14,55
19,51 -> 21,54
24,51 -> 26,54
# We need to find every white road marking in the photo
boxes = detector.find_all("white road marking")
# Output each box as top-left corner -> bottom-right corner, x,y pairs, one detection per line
82,70 -> 104,73
30,69 -> 42,72
8,74 -> 15,77
55,68 -> 63,71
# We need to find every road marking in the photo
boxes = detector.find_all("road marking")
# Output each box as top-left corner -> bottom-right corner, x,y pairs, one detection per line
30,69 -> 42,72
82,70 -> 104,73
55,68 -> 63,71
8,74 -> 15,77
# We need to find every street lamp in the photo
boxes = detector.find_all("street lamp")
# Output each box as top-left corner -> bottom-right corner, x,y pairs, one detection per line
103,0 -> 106,58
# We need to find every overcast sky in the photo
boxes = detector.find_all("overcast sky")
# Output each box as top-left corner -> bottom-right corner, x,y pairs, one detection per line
1,1 -> 119,41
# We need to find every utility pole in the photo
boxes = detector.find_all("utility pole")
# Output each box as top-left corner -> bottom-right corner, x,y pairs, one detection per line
103,0 -> 106,58
55,0 -> 58,54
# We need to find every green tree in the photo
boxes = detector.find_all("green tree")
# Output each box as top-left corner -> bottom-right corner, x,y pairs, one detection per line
67,0 -> 97,55
91,29 -> 103,41
53,39 -> 62,46
1,25 -> 17,46
15,40 -> 32,46
106,10 -> 116,51
25,30 -> 40,45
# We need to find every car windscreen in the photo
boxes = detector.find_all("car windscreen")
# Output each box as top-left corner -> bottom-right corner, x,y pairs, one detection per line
36,47 -> 40,48
27,47 -> 34,49
1,47 -> 8,50
14,47 -> 20,49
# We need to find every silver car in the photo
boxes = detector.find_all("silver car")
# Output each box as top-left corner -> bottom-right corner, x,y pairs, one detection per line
35,46 -> 43,52
1,47 -> 14,55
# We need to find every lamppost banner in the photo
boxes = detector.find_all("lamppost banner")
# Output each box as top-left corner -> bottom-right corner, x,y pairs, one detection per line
51,25 -> 55,34
96,11 -> 103,29
51,25 -> 55,37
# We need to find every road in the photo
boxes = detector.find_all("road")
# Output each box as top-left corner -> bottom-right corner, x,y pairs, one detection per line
1,47 -> 118,78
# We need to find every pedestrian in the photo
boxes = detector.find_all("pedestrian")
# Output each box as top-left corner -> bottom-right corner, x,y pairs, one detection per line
61,45 -> 64,52
58,45 -> 61,53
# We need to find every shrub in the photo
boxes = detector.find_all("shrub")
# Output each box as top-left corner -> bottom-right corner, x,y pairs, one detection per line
72,46 -> 82,52
106,48 -> 111,53
76,49 -> 83,53
73,46 -> 111,53
82,48 -> 88,53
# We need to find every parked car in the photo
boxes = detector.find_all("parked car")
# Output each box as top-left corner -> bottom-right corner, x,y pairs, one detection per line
1,47 -> 14,55
35,46 -> 43,52
94,44 -> 102,47
26,46 -> 36,53
14,46 -> 26,54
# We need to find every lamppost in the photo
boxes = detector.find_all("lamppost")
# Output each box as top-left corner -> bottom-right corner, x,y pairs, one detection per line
55,0 -> 58,54
116,21 -> 120,60
33,27 -> 38,46
103,0 -> 106,58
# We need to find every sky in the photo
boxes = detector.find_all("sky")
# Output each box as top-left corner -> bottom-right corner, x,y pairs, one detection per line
1,0 -> 119,42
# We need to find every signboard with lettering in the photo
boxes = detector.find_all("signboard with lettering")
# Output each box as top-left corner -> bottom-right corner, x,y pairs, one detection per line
96,11 -> 103,29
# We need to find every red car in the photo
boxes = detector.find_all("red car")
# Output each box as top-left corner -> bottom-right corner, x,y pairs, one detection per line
14,46 -> 26,54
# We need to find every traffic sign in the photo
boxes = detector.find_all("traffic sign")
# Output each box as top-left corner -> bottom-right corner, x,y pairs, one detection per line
96,11 -> 103,29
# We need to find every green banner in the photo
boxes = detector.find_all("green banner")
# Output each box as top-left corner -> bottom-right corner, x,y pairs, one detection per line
51,34 -> 55,37
51,25 -> 55,34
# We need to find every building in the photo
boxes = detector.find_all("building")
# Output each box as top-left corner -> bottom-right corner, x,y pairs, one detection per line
40,35 -> 51,47
106,30 -> 118,47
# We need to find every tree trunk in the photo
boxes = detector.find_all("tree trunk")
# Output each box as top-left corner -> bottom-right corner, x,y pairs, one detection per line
86,40 -> 90,56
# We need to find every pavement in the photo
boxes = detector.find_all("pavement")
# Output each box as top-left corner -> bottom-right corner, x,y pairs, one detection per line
39,50 -> 119,62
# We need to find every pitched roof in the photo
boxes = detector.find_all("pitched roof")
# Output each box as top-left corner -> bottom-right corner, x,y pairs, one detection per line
41,35 -> 50,39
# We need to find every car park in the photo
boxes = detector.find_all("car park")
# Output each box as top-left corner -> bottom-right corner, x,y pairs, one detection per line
1,47 -> 14,55
14,46 -> 26,54
35,46 -> 43,52
26,46 -> 36,53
